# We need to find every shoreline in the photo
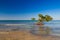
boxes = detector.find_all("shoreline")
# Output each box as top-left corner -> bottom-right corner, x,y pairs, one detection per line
0,31 -> 60,40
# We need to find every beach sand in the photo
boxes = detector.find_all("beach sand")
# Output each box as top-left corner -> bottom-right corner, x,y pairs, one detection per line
0,31 -> 60,40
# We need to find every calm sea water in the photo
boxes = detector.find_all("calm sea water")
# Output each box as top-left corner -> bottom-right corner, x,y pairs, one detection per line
0,20 -> 60,36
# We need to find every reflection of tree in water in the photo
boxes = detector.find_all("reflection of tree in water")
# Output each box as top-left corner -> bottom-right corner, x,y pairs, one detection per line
38,25 -> 51,36
31,25 -> 51,36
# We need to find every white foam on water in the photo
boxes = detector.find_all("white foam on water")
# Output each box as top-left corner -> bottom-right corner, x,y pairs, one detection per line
51,33 -> 60,36
0,24 -> 27,26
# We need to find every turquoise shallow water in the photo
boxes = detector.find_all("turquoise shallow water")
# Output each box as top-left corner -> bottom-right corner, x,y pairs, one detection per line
0,20 -> 60,36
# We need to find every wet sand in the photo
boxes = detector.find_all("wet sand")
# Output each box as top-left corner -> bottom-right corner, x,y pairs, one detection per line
0,31 -> 60,40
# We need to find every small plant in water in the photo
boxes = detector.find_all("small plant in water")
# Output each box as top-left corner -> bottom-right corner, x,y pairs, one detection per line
31,14 -> 53,35
31,14 -> 53,25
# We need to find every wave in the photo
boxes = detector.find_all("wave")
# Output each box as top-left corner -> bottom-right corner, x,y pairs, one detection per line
0,24 -> 27,26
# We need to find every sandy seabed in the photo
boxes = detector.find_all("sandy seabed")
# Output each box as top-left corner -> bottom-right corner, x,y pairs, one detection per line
0,31 -> 60,40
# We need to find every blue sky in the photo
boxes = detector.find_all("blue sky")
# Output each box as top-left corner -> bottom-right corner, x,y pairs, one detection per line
0,0 -> 60,20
